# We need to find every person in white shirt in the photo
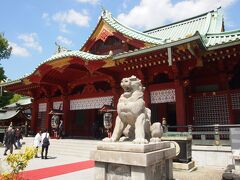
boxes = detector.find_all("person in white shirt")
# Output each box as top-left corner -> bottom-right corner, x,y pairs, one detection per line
41,129 -> 50,159
33,130 -> 42,158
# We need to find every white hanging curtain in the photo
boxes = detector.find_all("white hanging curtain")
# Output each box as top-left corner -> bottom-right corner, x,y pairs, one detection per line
38,103 -> 47,112
53,101 -> 63,110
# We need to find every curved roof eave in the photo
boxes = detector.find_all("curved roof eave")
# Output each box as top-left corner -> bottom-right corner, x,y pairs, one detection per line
205,29 -> 240,49
0,110 -> 20,120
101,10 -> 165,45
113,32 -> 204,60
1,50 -> 111,86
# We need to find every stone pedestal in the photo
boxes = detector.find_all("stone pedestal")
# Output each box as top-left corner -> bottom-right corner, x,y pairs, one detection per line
91,141 -> 175,180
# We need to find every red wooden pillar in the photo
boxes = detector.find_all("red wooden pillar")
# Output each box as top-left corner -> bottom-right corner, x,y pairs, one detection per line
144,87 -> 150,108
45,99 -> 52,130
62,95 -> 70,136
175,80 -> 187,128
112,85 -> 119,131
31,99 -> 38,133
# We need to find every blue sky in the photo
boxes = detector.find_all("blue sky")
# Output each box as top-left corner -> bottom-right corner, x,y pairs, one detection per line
1,0 -> 240,80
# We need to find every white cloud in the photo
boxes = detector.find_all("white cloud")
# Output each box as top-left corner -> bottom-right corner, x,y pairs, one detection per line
59,24 -> 70,33
42,12 -> 51,25
117,0 -> 236,30
56,36 -> 73,46
18,33 -> 43,53
52,9 -> 90,27
75,0 -> 99,5
9,42 -> 30,57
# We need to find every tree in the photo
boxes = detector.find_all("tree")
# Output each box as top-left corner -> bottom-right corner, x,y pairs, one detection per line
0,33 -> 13,107
0,33 -> 12,60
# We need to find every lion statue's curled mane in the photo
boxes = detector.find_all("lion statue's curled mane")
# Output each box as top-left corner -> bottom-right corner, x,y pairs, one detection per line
103,75 -> 163,144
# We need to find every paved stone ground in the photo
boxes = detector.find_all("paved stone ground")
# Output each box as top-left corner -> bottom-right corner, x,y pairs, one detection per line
0,146 -> 236,180
173,167 -> 225,180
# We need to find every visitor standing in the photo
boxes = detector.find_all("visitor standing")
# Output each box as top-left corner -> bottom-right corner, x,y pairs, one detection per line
33,130 -> 42,158
58,119 -> 64,139
15,128 -> 23,149
41,129 -> 50,159
3,127 -> 15,155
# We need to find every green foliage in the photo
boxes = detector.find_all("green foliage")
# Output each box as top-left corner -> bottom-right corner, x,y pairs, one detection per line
0,33 -> 12,61
0,91 -> 13,108
9,94 -> 22,104
0,67 -> 7,81
0,34 -> 13,108
0,147 -> 36,180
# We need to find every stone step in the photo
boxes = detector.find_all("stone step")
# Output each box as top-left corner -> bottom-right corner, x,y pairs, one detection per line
21,137 -> 99,158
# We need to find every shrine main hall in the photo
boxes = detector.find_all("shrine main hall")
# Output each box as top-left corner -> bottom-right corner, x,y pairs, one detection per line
2,8 -> 240,137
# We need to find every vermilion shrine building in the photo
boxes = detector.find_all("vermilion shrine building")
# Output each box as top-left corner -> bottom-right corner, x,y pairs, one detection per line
2,9 -> 240,137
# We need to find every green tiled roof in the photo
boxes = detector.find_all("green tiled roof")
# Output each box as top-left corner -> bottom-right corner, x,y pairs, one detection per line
144,9 -> 223,42
0,109 -> 20,120
5,97 -> 32,108
205,30 -> 240,47
101,10 -> 165,45
0,50 -> 111,83
45,50 -> 111,62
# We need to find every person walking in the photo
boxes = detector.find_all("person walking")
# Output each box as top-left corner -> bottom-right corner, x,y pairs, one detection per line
33,130 -> 42,158
3,127 -> 15,155
41,129 -> 50,159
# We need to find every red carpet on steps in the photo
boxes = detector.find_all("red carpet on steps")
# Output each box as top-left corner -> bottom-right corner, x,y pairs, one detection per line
20,160 -> 94,180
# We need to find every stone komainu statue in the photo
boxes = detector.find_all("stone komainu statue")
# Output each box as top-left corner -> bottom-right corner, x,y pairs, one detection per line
103,75 -> 163,144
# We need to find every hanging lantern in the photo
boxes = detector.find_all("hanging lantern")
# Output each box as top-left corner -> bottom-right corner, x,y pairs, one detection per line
51,115 -> 59,129
103,112 -> 112,130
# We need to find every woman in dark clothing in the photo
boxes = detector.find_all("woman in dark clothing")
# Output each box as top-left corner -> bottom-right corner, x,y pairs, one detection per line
3,127 -> 15,155
41,129 -> 50,159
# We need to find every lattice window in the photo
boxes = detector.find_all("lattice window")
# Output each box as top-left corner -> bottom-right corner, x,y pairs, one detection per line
193,95 -> 229,125
150,89 -> 175,104
231,93 -> 240,110
70,96 -> 113,110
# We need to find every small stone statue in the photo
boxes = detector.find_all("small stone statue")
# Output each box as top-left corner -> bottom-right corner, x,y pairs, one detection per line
103,75 -> 163,144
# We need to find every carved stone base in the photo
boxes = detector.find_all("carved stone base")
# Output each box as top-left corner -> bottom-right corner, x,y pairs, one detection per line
91,141 -> 175,180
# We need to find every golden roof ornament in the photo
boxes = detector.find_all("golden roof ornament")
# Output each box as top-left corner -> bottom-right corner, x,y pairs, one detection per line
54,42 -> 70,54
